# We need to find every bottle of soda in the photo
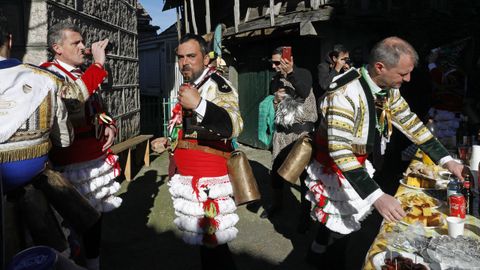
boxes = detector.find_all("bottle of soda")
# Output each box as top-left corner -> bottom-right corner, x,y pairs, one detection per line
461,177 -> 474,215
447,178 -> 460,204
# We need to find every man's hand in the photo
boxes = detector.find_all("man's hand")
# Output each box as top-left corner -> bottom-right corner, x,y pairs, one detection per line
279,57 -> 294,76
373,194 -> 406,222
91,38 -> 109,66
178,84 -> 201,110
444,160 -> 465,181
102,125 -> 116,151
151,137 -> 169,154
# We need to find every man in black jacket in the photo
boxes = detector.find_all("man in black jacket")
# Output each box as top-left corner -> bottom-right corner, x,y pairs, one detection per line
317,44 -> 351,95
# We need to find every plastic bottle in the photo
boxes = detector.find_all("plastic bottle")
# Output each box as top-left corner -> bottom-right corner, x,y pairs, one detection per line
447,178 -> 461,203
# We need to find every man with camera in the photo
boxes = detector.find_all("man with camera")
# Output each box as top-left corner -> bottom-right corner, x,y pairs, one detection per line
41,22 -> 121,270
317,44 -> 351,95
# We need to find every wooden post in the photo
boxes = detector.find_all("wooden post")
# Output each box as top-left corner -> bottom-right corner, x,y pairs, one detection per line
184,0 -> 190,33
125,148 -> 132,181
144,139 -> 151,167
269,0 -> 275,27
205,0 -> 211,33
189,0 -> 198,34
176,7 -> 181,41
234,0 -> 240,33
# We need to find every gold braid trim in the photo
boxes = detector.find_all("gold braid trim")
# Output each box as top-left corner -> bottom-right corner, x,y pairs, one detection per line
0,141 -> 51,162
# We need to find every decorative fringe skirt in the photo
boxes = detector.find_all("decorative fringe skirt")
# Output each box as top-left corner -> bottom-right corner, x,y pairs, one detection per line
168,174 -> 238,246
305,159 -> 376,234
56,153 -> 122,213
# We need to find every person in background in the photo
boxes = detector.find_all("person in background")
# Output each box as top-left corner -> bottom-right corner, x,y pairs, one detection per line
260,46 -> 318,235
317,44 -> 351,95
152,33 -> 243,270
41,22 -> 121,270
305,37 -> 465,269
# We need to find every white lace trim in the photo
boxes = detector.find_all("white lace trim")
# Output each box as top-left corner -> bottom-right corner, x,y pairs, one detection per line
172,196 -> 236,217
305,159 -> 376,234
180,227 -> 239,246
174,213 -> 239,234
57,155 -> 122,212
168,174 -> 233,201
168,173 -> 238,245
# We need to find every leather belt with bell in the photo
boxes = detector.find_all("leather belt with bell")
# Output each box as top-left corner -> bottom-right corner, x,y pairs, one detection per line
176,140 -> 231,159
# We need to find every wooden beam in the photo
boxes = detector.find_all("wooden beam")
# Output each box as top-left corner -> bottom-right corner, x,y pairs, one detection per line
269,0 -> 275,27
224,8 -> 332,36
189,0 -> 198,34
176,7 -> 181,41
300,20 -> 317,36
205,0 -> 211,33
234,0 -> 240,33
183,0 -> 189,33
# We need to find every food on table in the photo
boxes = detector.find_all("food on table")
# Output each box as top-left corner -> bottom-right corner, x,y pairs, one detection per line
402,206 -> 442,227
406,162 -> 449,184
405,175 -> 436,188
382,255 -> 428,270
397,193 -> 438,208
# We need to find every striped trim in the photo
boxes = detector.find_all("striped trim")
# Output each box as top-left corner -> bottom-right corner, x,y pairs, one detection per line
0,140 -> 51,162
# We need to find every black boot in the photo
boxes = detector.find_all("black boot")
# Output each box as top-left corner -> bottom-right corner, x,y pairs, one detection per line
260,188 -> 283,219
200,244 -> 237,270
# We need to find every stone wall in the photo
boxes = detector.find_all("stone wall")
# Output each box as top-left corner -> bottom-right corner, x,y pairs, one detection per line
11,0 -> 140,142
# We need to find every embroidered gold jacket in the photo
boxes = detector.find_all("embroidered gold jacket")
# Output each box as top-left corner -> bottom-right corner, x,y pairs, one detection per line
183,71 -> 243,148
317,68 -> 450,199
0,60 -> 74,162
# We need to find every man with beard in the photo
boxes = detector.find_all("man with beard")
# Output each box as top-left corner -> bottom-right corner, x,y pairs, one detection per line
152,34 -> 243,270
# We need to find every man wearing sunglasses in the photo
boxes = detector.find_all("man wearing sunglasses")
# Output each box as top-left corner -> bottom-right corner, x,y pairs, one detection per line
260,47 -> 317,233
317,44 -> 351,95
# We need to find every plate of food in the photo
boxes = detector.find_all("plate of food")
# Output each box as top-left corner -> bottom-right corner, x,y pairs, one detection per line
372,250 -> 430,270
400,175 -> 448,190
396,192 -> 442,209
400,209 -> 445,229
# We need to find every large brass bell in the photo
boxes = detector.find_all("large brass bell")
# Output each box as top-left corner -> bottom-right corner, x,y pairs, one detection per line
227,150 -> 261,206
277,135 -> 313,184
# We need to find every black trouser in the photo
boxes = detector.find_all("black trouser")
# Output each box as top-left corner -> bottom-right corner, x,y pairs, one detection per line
83,215 -> 102,259
200,244 -> 236,270
271,142 -> 309,208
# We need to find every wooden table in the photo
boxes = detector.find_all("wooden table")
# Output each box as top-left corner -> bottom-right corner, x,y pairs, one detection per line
363,162 -> 480,269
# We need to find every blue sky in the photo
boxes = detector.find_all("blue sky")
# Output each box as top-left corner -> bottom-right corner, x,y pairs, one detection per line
139,0 -> 177,34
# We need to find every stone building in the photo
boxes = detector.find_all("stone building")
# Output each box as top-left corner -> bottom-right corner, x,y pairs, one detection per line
0,0 -> 140,142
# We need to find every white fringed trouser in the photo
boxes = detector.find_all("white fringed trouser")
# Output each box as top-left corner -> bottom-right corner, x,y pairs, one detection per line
305,159 -> 376,234
168,174 -> 238,246
56,154 -> 122,213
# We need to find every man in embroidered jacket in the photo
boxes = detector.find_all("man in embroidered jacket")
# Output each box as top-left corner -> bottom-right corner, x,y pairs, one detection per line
305,37 -> 464,265
153,34 -> 242,270
0,15 -> 76,253
41,22 -> 121,270
0,16 -> 74,191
